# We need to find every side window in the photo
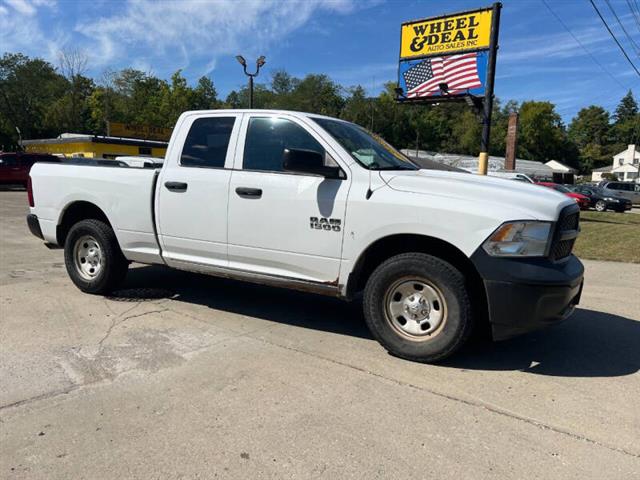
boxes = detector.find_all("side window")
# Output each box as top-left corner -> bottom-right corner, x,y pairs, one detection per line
243,117 -> 324,172
180,117 -> 235,168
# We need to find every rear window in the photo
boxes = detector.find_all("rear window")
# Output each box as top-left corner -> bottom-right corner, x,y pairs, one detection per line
180,117 -> 235,168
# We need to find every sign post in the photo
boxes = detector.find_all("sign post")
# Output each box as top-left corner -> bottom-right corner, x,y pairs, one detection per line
396,3 -> 502,175
478,2 -> 501,175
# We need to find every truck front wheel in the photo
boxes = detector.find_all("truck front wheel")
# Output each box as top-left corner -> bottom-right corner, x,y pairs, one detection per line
64,219 -> 128,294
363,253 -> 473,363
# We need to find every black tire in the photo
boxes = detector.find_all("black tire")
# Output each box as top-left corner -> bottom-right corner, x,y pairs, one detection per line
595,200 -> 607,212
64,219 -> 128,294
363,253 -> 473,363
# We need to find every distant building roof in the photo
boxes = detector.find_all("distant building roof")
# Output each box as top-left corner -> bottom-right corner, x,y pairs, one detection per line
23,133 -> 168,148
401,149 -> 553,177
592,165 -> 612,172
401,150 -> 467,172
545,159 -> 576,173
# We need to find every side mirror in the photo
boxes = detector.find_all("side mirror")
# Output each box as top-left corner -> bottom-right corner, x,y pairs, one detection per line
283,148 -> 342,179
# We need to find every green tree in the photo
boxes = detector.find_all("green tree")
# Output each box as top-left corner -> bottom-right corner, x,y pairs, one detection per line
610,91 -> 640,150
0,53 -> 66,146
289,74 -> 344,116
613,90 -> 638,123
567,106 -> 611,171
568,106 -> 610,147
517,101 -> 577,166
192,76 -> 218,110
341,85 -> 371,128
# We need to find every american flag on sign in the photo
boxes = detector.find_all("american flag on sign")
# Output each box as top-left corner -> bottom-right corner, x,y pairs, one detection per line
403,52 -> 482,98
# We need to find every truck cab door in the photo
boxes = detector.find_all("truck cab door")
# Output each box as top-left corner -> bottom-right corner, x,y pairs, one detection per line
227,114 -> 350,283
156,113 -> 241,270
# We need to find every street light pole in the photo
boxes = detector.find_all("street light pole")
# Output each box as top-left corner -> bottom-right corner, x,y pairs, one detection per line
235,55 -> 266,109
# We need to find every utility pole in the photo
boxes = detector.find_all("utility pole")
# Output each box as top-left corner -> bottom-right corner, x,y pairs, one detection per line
504,112 -> 518,171
478,2 -> 502,175
235,55 -> 266,108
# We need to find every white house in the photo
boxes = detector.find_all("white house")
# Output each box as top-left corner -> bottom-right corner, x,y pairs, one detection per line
591,144 -> 640,182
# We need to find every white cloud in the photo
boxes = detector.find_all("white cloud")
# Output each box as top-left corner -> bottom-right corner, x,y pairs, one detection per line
76,0 -> 363,70
3,0 -> 53,16
0,0 -> 57,59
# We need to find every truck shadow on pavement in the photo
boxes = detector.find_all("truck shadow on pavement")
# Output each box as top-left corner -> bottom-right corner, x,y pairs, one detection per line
120,265 -> 639,378
445,308 -> 640,377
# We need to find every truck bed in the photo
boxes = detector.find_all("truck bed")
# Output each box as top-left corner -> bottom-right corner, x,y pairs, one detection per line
29,162 -> 163,264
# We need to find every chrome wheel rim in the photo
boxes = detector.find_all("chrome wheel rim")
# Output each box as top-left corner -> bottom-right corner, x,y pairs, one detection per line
74,235 -> 103,280
595,201 -> 606,211
384,278 -> 447,340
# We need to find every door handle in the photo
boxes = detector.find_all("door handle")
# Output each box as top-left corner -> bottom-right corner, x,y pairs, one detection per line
235,187 -> 262,199
164,181 -> 188,192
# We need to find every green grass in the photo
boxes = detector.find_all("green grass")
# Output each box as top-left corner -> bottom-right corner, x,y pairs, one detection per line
573,211 -> 640,263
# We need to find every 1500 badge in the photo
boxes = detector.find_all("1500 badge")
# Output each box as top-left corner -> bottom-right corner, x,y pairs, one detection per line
310,217 -> 341,232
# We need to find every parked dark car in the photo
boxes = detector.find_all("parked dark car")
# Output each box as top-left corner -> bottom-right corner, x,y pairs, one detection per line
570,185 -> 632,212
0,152 -> 60,187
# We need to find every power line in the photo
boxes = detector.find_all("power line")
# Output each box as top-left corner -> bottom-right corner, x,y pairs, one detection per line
541,0 -> 627,89
589,0 -> 640,77
604,0 -> 640,57
626,0 -> 640,31
553,85 -> 637,116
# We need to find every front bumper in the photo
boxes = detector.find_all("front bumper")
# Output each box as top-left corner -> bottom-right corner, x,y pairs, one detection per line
610,200 -> 633,211
471,249 -> 584,341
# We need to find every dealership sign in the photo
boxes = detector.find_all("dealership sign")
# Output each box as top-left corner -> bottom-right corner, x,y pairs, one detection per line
397,5 -> 499,102
108,122 -> 173,142
400,9 -> 493,59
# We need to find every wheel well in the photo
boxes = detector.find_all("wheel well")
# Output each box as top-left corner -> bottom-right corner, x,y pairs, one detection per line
347,234 -> 489,328
57,201 -> 111,246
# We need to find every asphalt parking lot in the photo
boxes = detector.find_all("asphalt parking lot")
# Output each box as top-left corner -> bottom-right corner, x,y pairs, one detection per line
1,190 -> 639,479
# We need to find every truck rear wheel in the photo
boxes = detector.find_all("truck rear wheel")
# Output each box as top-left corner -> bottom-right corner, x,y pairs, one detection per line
64,219 -> 128,294
363,253 -> 473,363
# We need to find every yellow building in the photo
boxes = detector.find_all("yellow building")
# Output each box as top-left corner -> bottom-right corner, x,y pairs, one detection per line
22,133 -> 167,159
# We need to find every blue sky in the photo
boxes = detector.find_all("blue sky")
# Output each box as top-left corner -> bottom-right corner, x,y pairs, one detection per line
1,0 -> 639,122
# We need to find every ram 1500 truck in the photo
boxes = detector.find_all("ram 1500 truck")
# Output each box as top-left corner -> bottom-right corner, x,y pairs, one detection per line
27,110 -> 584,362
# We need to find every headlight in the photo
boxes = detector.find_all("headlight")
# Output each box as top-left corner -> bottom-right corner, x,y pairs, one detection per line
483,221 -> 552,257
604,197 -> 619,202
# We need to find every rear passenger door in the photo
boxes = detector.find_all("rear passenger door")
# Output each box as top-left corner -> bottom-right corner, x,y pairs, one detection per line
157,113 -> 241,269
227,114 -> 350,283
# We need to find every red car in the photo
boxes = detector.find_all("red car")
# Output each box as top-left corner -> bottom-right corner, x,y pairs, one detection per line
0,152 -> 59,187
536,182 -> 590,210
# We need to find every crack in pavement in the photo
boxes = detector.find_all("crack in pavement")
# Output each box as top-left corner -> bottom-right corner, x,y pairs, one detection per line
96,305 -> 169,350
0,308 -> 278,413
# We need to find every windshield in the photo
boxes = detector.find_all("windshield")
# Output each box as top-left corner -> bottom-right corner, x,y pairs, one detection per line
312,118 -> 418,170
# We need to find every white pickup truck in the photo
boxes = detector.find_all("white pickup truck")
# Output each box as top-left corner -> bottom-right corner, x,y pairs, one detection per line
27,109 -> 584,362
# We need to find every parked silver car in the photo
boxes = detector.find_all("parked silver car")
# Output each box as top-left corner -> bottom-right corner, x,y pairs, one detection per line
597,181 -> 640,205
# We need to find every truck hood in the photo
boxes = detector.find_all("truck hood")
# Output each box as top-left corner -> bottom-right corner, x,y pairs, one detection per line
380,169 -> 573,221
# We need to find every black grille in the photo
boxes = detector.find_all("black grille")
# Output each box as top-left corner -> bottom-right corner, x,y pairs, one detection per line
550,206 -> 580,261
